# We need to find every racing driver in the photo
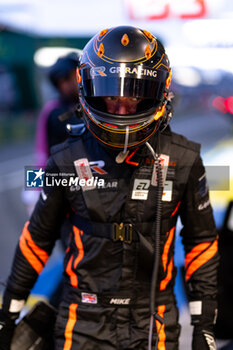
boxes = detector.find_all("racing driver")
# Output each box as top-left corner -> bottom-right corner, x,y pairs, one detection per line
0,26 -> 218,350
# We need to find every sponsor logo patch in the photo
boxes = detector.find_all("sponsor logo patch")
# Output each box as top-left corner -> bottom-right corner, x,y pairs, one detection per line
162,181 -> 173,202
99,179 -> 118,190
109,66 -> 158,78
90,66 -> 107,77
81,293 -> 98,304
69,179 -> 118,192
131,179 -> 150,200
89,160 -> 107,174
109,298 -> 131,305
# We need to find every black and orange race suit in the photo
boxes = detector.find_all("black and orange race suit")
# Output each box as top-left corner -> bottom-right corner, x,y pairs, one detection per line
4,126 -> 218,350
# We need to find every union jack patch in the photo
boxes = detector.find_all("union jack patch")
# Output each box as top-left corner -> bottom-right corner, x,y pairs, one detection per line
81,292 -> 98,304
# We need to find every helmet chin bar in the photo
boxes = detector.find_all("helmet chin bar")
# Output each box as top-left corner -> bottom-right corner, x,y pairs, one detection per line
80,95 -> 164,152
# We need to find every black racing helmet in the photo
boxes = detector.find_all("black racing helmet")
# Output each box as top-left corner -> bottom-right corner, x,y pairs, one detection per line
77,26 -> 172,150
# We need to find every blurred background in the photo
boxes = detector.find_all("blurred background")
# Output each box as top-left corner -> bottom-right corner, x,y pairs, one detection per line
0,0 -> 233,348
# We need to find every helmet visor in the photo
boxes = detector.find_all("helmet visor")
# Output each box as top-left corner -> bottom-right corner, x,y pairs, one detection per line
81,64 -> 168,102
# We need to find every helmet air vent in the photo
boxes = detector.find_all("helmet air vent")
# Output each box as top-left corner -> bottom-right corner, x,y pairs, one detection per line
99,29 -> 108,36
121,34 -> 130,46
98,43 -> 105,58
143,30 -> 154,40
145,44 -> 152,59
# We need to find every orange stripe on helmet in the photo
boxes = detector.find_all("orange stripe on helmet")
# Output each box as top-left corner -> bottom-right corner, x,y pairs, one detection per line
165,69 -> 172,89
160,257 -> 173,291
76,67 -> 81,84
161,227 -> 175,272
154,105 -> 165,121
185,242 -> 211,269
19,222 -> 48,274
185,240 -> 218,281
63,303 -> 78,350
155,304 -> 166,350
66,255 -> 78,288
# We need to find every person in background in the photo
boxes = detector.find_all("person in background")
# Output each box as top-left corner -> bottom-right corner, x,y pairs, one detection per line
35,51 -> 81,168
22,52 -> 81,216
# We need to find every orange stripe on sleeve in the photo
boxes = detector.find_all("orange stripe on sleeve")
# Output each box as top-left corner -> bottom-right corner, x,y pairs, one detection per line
185,240 -> 218,281
162,227 -> 175,271
160,257 -> 173,291
63,303 -> 78,350
66,255 -> 78,288
73,226 -> 84,269
19,221 -> 48,274
19,235 -> 44,274
22,222 -> 49,264
185,242 -> 211,269
156,305 -> 166,350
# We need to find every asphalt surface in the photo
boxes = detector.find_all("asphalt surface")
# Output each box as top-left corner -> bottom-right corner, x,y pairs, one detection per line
0,141 -> 34,289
